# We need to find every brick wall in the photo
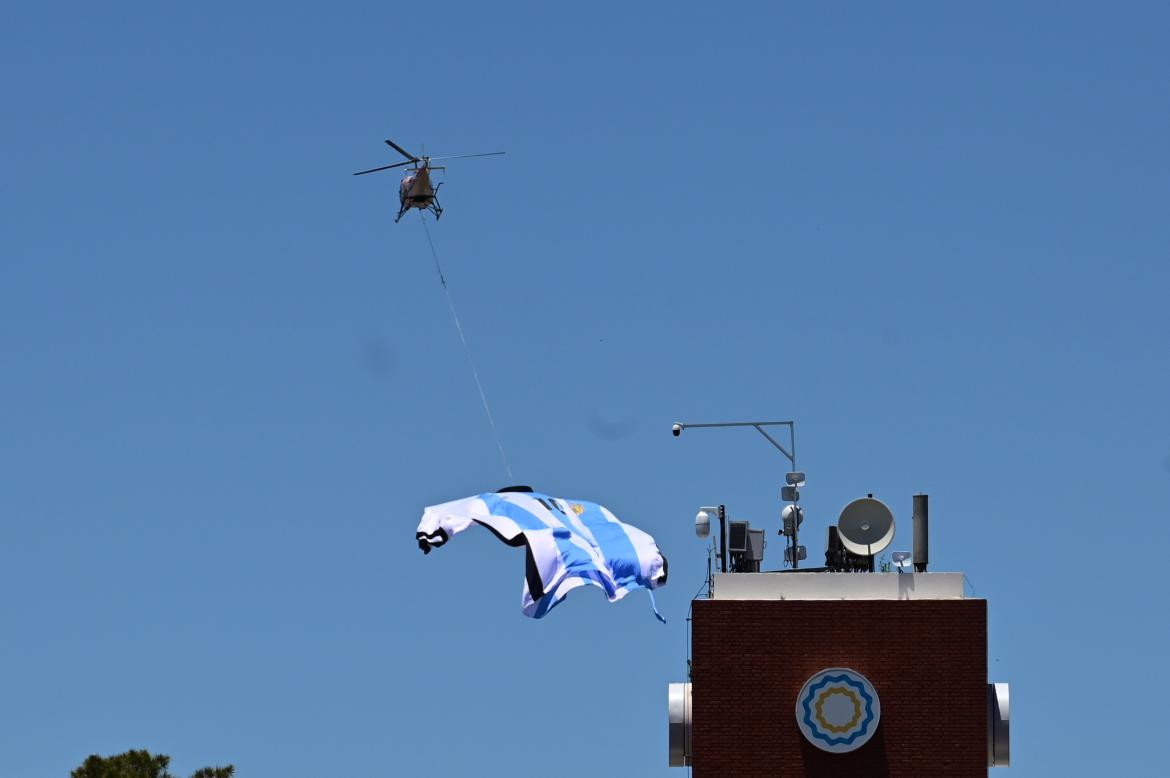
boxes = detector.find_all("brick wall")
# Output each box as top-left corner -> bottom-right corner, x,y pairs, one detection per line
690,598 -> 987,777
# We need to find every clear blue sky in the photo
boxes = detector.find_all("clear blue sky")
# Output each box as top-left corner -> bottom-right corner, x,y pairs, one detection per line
3,2 -> 1168,775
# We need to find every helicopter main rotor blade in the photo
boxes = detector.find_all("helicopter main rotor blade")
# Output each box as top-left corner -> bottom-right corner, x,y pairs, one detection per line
425,151 -> 506,162
384,139 -> 419,161
352,160 -> 413,175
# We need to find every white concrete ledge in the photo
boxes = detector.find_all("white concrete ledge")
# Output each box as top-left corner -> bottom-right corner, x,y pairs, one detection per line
710,572 -> 965,601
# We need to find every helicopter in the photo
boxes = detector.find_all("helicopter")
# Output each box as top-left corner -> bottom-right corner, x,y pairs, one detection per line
353,139 -> 505,222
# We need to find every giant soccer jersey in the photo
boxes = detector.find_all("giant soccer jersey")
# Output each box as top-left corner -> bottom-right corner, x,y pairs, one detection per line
416,490 -> 668,620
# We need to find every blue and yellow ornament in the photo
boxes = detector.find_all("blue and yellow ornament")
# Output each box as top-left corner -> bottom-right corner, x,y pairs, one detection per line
795,667 -> 881,753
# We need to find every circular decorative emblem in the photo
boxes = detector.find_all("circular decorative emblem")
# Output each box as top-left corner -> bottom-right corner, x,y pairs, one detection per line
795,667 -> 881,753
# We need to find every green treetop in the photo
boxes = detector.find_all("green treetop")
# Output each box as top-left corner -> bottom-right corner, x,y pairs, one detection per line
71,749 -> 234,778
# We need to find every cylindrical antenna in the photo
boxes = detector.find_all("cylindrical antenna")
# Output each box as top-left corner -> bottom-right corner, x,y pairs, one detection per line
913,493 -> 929,572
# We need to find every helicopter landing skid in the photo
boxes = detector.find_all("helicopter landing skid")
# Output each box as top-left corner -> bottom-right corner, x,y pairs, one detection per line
396,185 -> 443,223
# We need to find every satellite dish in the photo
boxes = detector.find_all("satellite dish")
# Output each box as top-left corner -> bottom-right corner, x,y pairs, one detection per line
892,551 -> 912,569
836,497 -> 895,557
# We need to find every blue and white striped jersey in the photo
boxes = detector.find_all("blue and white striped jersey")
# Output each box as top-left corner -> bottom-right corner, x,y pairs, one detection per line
417,490 -> 668,621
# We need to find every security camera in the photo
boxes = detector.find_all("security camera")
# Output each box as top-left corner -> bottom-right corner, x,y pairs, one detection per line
695,510 -> 710,539
781,504 -> 804,536
672,423 -> 682,437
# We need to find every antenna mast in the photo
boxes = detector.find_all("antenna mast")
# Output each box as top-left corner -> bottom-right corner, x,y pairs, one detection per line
672,420 -> 805,568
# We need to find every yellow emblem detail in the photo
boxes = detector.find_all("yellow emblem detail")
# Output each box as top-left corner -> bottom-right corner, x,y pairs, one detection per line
571,503 -> 585,515
813,686 -> 863,734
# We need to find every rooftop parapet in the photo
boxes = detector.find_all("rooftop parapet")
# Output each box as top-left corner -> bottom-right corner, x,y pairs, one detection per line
710,571 -> 965,600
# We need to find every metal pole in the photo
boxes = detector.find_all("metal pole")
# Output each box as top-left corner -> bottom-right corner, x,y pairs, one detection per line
791,509 -> 799,568
718,505 -> 728,574
789,423 -> 797,472
791,426 -> 799,569
678,421 -> 796,462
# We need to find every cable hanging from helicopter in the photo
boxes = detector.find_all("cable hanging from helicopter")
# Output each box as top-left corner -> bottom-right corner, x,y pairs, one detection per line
352,138 -> 505,222
354,137 -> 513,481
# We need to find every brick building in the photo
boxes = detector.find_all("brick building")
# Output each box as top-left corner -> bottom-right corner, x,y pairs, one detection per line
669,573 -> 1010,776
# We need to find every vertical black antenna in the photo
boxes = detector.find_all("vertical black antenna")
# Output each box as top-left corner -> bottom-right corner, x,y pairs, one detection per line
718,505 -> 728,574
913,493 -> 929,572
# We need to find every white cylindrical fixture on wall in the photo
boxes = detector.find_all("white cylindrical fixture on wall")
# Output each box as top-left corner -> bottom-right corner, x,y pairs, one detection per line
667,682 -> 692,767
988,682 -> 1011,767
